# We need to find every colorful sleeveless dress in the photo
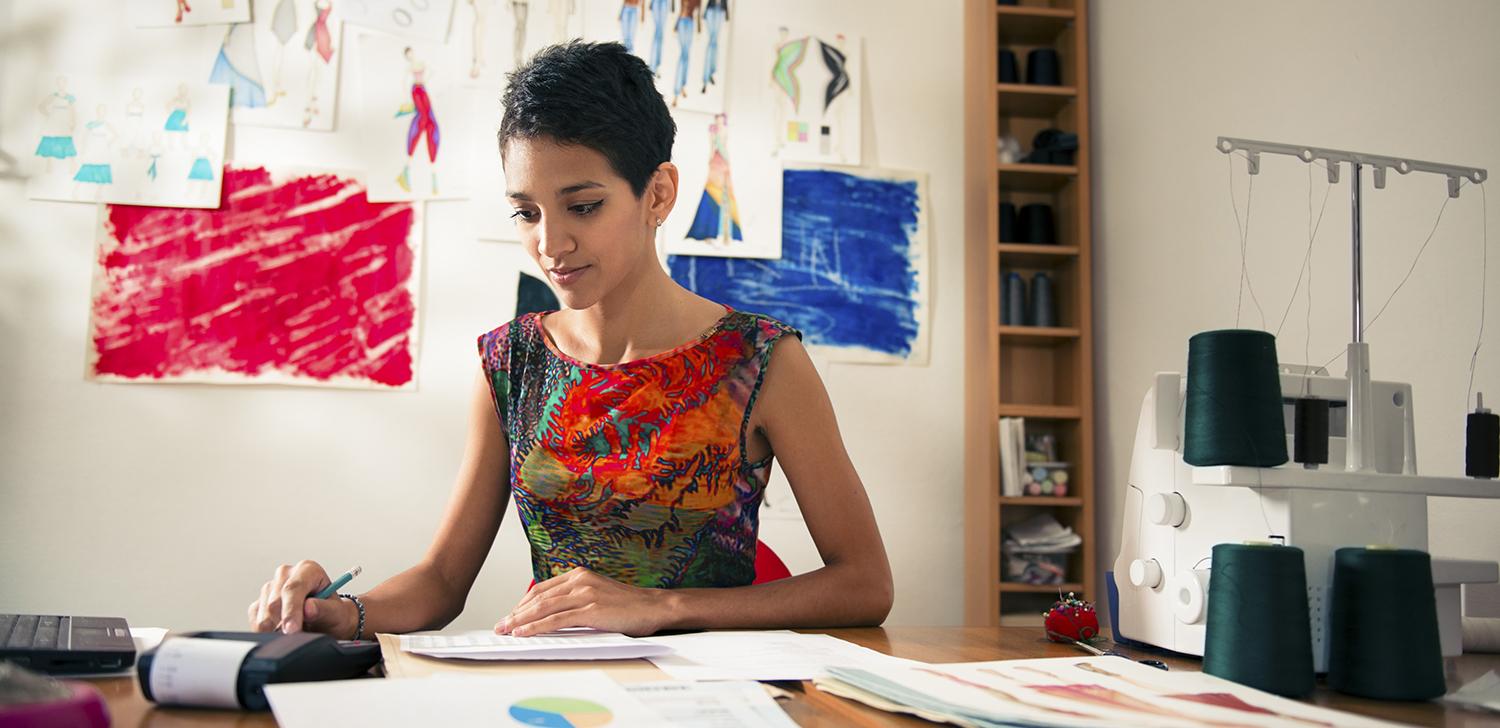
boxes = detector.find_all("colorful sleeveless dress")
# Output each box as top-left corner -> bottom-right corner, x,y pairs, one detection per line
478,308 -> 800,589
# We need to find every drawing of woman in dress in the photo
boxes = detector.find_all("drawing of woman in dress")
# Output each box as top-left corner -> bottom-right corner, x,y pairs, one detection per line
187,132 -> 217,198
670,0 -> 698,106
302,0 -> 335,126
700,0 -> 726,93
686,114 -> 742,245
73,105 -> 116,197
395,46 -> 440,195
146,134 -> 165,183
123,87 -> 146,158
769,27 -> 807,153
268,0 -> 298,103
34,76 -> 78,174
618,0 -> 643,53
819,34 -> 849,114
209,24 -> 268,109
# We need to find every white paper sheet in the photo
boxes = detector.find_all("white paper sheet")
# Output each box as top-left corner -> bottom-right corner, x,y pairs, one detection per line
768,29 -> 861,165
625,681 -> 798,728
399,629 -> 673,660
130,0 -> 250,27
340,0 -> 456,42
266,670 -> 667,727
208,0 -> 345,131
1446,670 -> 1500,714
642,631 -> 917,682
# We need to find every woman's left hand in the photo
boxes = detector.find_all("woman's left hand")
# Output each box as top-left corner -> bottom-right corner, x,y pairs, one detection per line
495,567 -> 672,637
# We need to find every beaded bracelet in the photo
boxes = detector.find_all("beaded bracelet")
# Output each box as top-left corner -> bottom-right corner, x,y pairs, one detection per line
340,593 -> 366,641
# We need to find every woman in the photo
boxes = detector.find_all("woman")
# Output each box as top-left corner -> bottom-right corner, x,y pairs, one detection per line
247,41 -> 892,640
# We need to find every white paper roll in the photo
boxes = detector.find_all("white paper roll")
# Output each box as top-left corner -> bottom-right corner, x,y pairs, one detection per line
149,637 -> 259,708
1463,617 -> 1500,654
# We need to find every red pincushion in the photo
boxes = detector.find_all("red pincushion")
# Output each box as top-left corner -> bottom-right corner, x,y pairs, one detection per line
1044,593 -> 1100,643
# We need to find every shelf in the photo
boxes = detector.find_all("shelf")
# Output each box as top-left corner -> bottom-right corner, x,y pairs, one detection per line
998,325 -> 1080,342
997,83 -> 1076,117
998,613 -> 1046,627
997,243 -> 1079,267
999,496 -> 1083,506
999,582 -> 1084,594
997,163 -> 1078,193
997,404 -> 1081,419
995,5 -> 1076,46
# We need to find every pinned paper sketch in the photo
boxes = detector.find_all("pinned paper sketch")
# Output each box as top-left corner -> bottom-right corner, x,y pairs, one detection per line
665,114 -> 779,259
669,166 -> 929,364
770,29 -> 860,164
208,0 -> 343,129
88,166 -> 422,389
580,0 -> 730,113
341,0 -> 456,42
130,0 -> 249,27
27,75 -> 229,208
353,31 -> 474,201
460,0 -> 583,85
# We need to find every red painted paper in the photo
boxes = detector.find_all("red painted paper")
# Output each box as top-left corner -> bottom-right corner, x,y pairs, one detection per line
89,166 -> 419,388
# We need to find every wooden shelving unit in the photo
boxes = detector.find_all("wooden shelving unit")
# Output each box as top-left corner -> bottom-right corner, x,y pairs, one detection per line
963,0 -> 1095,627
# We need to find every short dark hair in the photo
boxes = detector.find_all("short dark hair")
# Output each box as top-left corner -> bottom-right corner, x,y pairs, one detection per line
499,41 -> 676,197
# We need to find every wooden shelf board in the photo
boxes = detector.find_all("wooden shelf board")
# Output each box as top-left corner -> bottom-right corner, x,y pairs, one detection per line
998,613 -> 1046,627
998,582 -> 1084,594
997,84 -> 1076,117
999,496 -> 1083,506
997,325 -> 1080,342
996,243 -> 1079,267
995,6 -> 1076,46
996,404 -> 1081,419
996,163 -> 1078,193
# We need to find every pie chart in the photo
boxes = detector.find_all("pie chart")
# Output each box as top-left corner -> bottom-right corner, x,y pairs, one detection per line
507,696 -> 615,727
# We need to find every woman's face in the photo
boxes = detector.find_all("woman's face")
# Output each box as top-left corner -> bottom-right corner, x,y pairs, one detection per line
503,137 -> 674,310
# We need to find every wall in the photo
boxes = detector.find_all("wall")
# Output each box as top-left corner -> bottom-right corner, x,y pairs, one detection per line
1091,0 -> 1500,603
0,0 -> 966,630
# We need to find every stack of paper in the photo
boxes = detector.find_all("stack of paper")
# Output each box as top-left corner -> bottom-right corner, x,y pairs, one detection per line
398,629 -> 673,661
1002,512 -> 1082,553
642,630 -> 918,681
816,657 -> 1402,728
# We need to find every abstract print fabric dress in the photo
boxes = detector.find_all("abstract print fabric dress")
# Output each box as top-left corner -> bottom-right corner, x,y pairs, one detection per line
479,308 -> 800,589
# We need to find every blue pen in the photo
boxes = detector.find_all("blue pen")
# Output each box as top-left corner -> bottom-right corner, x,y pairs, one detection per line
314,566 -> 362,600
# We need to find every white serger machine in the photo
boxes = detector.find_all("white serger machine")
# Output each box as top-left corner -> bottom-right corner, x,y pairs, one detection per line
1113,365 -> 1499,672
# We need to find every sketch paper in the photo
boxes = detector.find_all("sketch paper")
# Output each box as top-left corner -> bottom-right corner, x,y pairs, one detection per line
579,0 -> 730,113
27,75 -> 229,208
769,29 -> 861,165
266,671 -> 668,728
459,0 -> 584,86
642,631 -> 917,682
339,0 -> 456,42
400,630 -> 672,660
664,112 -> 783,259
669,166 -> 930,365
206,0 -> 344,130
130,0 -> 250,27
353,30 -> 475,201
88,165 -> 422,390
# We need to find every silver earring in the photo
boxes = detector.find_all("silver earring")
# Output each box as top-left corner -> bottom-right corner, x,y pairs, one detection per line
655,218 -> 663,228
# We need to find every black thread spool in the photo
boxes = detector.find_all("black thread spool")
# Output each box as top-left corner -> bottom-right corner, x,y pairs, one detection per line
1018,203 -> 1055,245
998,49 -> 1020,84
999,202 -> 1017,242
1468,392 -> 1499,479
1293,397 -> 1330,468
1002,272 -> 1027,326
1026,48 -> 1061,86
1029,272 -> 1056,328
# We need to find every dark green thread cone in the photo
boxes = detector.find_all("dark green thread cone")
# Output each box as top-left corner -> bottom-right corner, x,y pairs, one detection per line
1184,329 -> 1288,467
1328,547 -> 1446,701
1203,543 -> 1315,697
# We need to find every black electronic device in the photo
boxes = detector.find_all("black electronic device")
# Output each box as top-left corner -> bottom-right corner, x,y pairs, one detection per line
137,631 -> 381,711
0,614 -> 136,674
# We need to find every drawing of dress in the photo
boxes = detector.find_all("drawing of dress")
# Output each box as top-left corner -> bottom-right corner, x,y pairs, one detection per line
396,56 -> 440,193
619,0 -> 641,53
147,153 -> 160,181
209,24 -> 268,108
271,0 -> 298,43
671,0 -> 697,101
34,91 -> 78,163
772,34 -> 808,112
647,0 -> 670,73
304,0 -> 334,61
819,37 -> 849,113
73,121 -> 113,185
686,115 -> 742,243
189,155 -> 215,181
701,0 -> 726,90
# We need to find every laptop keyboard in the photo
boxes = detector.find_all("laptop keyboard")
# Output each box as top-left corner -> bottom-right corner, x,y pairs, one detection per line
0,614 -> 68,650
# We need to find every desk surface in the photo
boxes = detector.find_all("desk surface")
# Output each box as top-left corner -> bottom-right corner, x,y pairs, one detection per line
86,627 -> 1500,727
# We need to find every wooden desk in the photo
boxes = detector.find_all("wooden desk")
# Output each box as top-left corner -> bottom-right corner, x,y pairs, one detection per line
85,627 -> 1500,726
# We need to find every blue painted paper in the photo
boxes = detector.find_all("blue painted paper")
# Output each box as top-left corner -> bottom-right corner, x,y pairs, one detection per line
668,167 -> 926,361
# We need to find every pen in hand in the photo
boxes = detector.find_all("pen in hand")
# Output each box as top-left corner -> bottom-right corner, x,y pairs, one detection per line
314,565 -> 362,600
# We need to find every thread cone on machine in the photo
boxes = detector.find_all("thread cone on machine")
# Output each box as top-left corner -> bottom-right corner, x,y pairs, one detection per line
1203,543 -> 1315,697
1184,329 -> 1288,467
1328,547 -> 1446,700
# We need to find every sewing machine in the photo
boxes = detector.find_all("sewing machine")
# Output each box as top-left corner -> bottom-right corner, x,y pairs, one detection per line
1112,365 -> 1500,672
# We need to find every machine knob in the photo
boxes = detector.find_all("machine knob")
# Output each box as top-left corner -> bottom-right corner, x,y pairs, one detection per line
1146,492 -> 1187,527
1128,559 -> 1164,589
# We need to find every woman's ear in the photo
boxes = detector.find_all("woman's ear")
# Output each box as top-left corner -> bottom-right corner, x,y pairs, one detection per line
647,162 -> 679,227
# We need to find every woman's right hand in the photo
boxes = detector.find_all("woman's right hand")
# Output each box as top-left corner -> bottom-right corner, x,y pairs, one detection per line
246,560 -> 355,636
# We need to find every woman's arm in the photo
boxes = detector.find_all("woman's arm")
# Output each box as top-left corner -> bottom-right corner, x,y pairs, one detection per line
497,336 -> 894,636
253,367 -> 511,636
